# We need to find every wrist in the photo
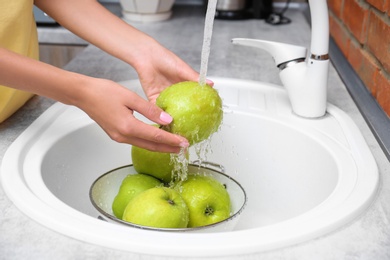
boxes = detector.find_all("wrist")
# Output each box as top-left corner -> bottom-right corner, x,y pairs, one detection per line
123,34 -> 160,71
60,72 -> 98,108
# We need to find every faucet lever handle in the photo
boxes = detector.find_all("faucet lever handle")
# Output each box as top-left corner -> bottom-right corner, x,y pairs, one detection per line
232,38 -> 307,67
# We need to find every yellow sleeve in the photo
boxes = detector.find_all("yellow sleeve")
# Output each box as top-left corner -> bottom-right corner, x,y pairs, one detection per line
0,0 -> 39,123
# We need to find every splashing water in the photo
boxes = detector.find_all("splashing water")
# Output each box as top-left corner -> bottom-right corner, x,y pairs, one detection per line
198,0 -> 218,86
194,137 -> 213,165
170,148 -> 189,183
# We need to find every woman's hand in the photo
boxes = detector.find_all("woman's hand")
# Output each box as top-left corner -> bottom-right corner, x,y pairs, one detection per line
76,78 -> 190,153
133,39 -> 200,103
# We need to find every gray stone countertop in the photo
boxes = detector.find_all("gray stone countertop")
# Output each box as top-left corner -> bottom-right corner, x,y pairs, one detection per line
1,5 -> 390,260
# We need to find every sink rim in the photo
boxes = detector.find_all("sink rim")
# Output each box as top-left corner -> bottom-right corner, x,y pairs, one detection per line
0,78 -> 379,257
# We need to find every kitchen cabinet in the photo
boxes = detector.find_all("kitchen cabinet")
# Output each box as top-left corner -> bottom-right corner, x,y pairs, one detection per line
39,44 -> 86,68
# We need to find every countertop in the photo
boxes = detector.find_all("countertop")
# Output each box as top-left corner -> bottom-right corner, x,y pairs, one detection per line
1,5 -> 390,260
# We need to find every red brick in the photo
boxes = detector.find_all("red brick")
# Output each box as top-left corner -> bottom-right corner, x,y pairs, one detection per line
347,40 -> 363,72
328,0 -> 344,18
367,10 -> 390,73
388,3 -> 390,15
330,14 -> 351,57
348,41 -> 380,96
366,0 -> 389,12
342,0 -> 370,44
375,71 -> 390,118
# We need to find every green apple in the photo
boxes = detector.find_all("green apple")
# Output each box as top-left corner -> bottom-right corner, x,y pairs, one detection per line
132,144 -> 189,183
112,173 -> 161,219
178,174 -> 231,227
156,81 -> 223,145
122,187 -> 189,228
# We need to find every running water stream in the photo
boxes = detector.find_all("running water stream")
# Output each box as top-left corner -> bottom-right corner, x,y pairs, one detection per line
198,0 -> 218,86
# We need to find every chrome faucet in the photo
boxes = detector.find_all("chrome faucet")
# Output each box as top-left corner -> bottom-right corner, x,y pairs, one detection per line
232,0 -> 329,118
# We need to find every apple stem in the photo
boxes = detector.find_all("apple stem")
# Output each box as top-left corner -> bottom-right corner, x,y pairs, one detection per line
205,206 -> 214,216
168,199 -> 175,205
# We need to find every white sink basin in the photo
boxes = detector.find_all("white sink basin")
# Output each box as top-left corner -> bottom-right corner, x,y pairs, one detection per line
1,78 -> 378,257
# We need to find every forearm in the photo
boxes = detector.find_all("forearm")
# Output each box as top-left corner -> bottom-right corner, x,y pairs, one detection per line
0,47 -> 189,152
34,0 -> 153,69
33,0 -> 199,106
0,47 -> 89,106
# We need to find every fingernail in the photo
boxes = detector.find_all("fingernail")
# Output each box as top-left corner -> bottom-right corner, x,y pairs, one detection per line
180,140 -> 190,148
206,79 -> 214,86
160,112 -> 172,124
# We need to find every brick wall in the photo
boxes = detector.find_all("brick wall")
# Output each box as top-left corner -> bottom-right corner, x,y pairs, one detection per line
328,0 -> 390,118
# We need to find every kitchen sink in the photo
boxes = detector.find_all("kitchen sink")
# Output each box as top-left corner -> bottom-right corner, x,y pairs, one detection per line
1,77 -> 378,257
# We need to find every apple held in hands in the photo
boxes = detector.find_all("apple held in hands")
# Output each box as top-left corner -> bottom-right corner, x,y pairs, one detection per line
156,81 -> 223,145
179,174 -> 231,228
122,187 -> 190,228
112,173 -> 161,219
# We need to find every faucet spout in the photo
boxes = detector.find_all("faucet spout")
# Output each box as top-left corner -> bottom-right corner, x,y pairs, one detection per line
309,0 -> 329,56
231,39 -> 307,67
232,0 -> 330,118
